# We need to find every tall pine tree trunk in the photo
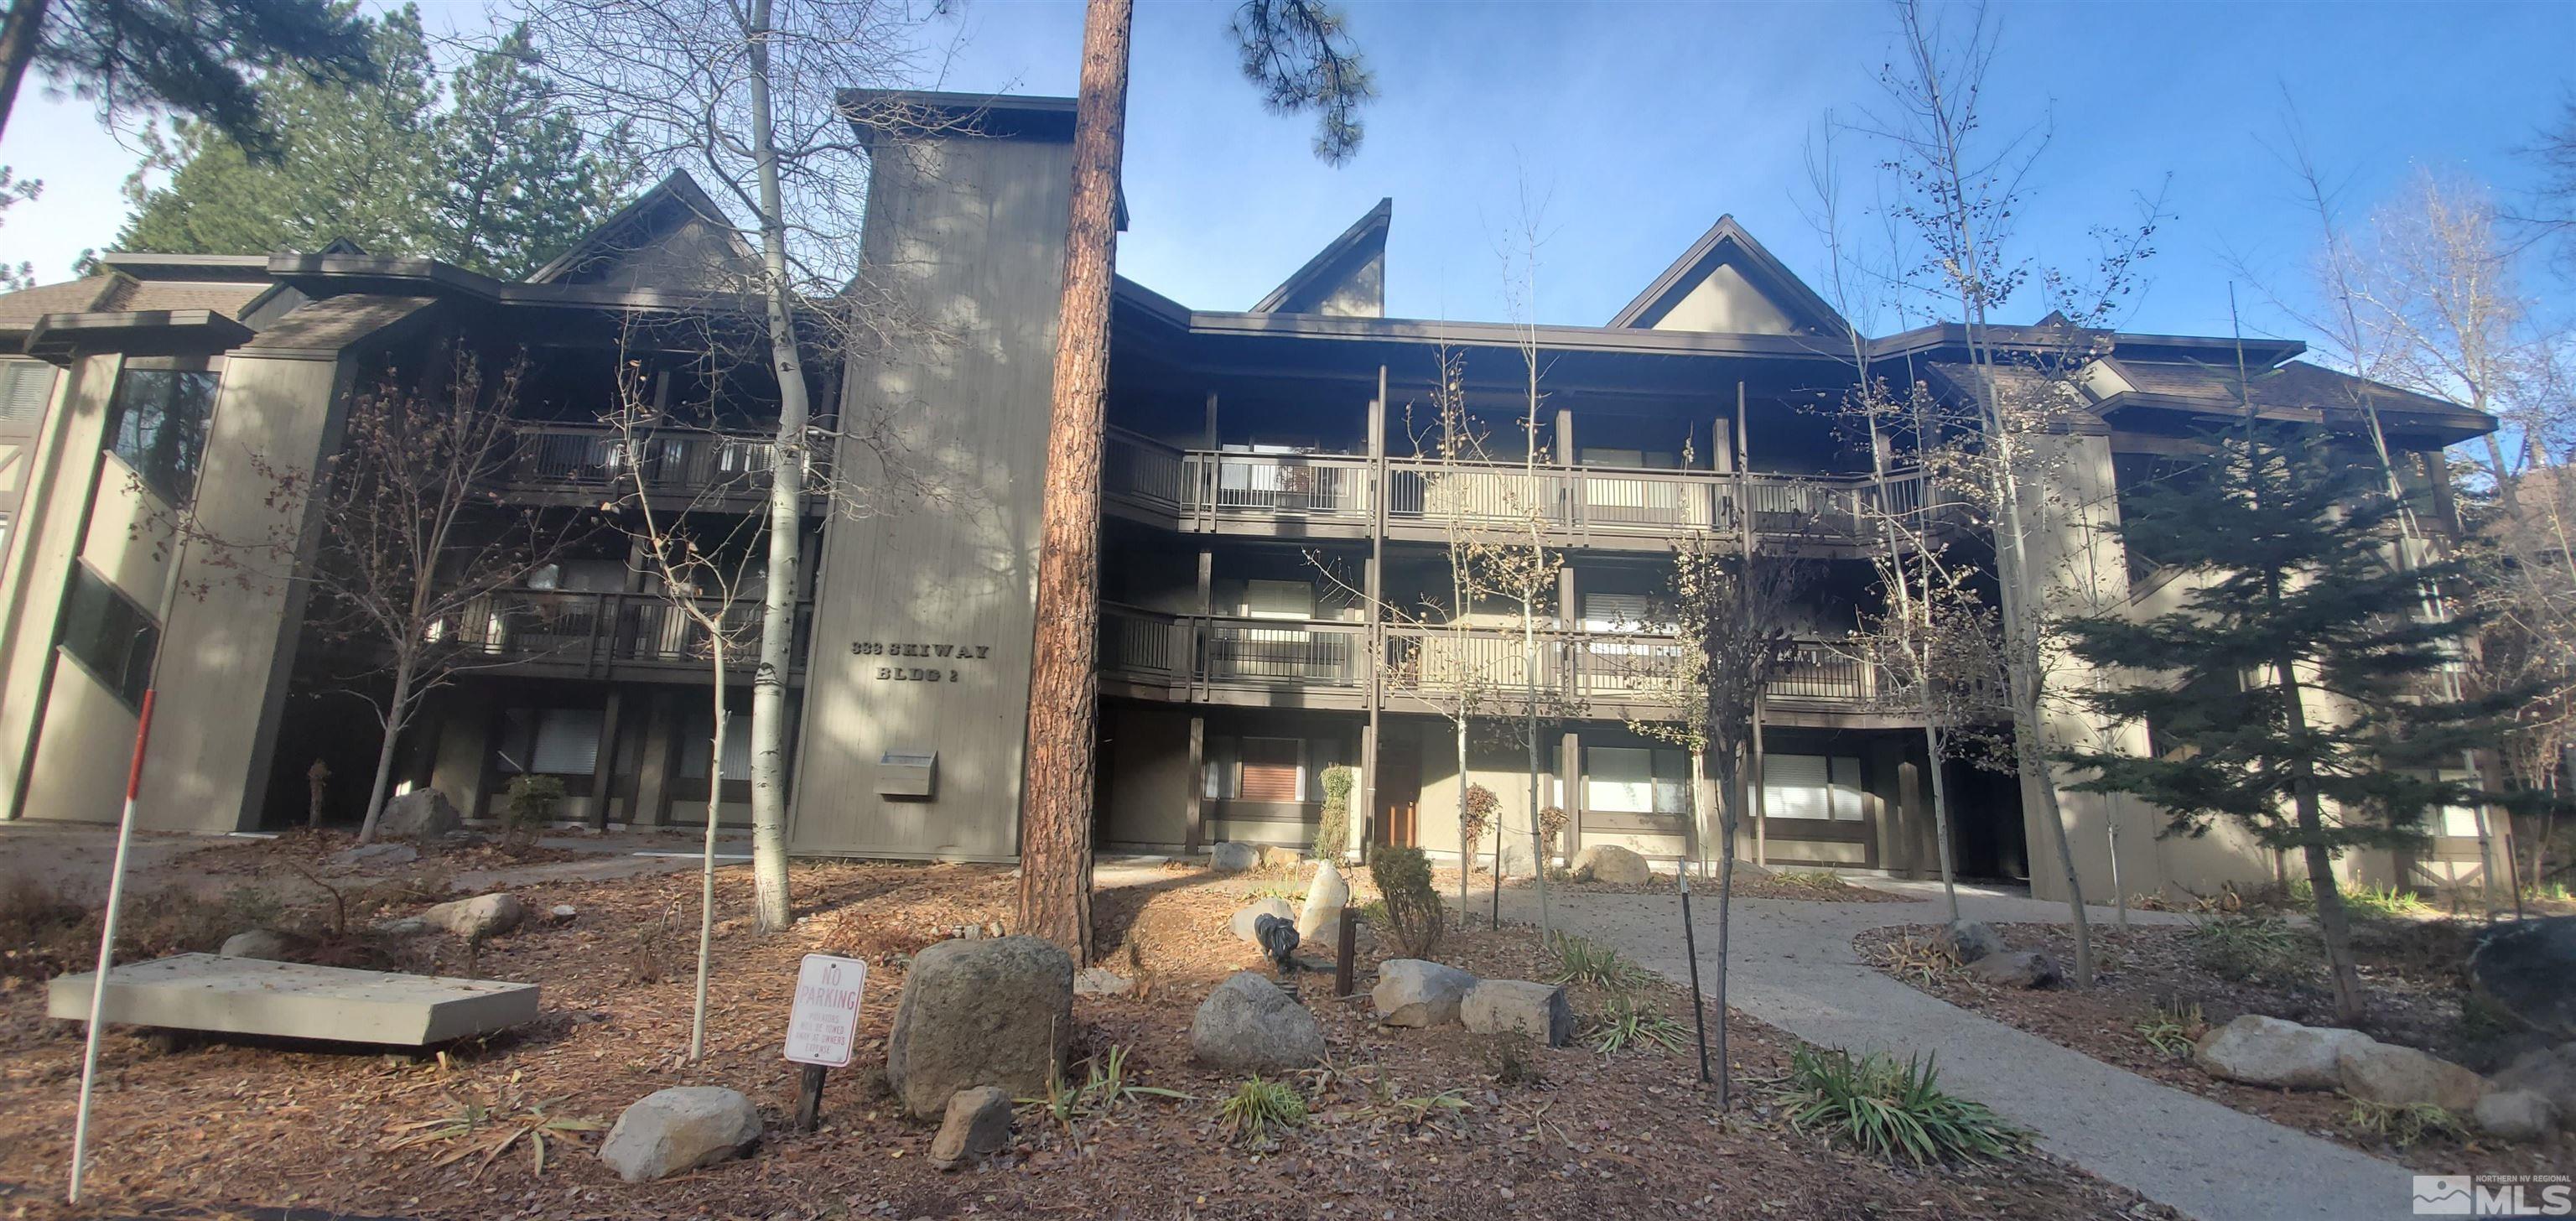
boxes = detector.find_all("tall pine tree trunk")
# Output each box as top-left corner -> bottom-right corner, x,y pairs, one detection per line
0,0 -> 50,145
2273,650 -> 2367,1022
1015,0 -> 1131,962
744,0 -> 804,933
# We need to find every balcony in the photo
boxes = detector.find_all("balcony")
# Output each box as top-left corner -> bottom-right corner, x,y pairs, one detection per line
444,590 -> 813,682
491,422 -> 823,508
1104,430 -> 1957,549
1101,603 -> 1890,720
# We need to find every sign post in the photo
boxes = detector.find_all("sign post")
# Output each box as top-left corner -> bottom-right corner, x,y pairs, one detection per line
783,953 -> 866,1133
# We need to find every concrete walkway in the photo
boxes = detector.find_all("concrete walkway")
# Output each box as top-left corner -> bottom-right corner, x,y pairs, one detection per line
1489,879 -> 2422,1221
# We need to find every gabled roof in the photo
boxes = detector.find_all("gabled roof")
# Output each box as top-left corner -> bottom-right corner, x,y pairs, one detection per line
1251,197 -> 1389,318
523,170 -> 759,289
1608,216 -> 1846,337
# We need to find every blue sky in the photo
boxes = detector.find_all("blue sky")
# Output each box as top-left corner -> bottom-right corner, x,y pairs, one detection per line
3,0 -> 2569,349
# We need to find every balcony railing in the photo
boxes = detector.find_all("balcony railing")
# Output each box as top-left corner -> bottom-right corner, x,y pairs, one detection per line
1103,604 -> 1880,709
444,590 -> 813,678
1105,429 -> 1953,543
496,423 -> 819,500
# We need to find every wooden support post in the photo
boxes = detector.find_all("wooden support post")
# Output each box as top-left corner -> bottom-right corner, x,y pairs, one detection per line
794,1063 -> 827,1133
1184,714 -> 1206,853
1334,907 -> 1356,998
591,689 -> 626,830
1561,730 -> 1582,861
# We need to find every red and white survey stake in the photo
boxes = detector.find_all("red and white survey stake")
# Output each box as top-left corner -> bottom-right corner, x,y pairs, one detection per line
67,688 -> 157,1203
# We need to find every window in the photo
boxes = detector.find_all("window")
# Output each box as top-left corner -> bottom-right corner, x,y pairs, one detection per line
679,712 -> 754,782
1584,746 -> 1690,814
1202,734 -> 1337,802
1236,736 -> 1304,802
58,564 -> 157,709
1580,593 -> 1651,633
1241,579 -> 1315,621
105,368 -> 218,507
0,359 -> 51,426
1763,754 -> 1864,822
494,707 -> 605,776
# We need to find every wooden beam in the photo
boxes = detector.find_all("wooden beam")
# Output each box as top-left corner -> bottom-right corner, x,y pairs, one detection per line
1184,714 -> 1206,853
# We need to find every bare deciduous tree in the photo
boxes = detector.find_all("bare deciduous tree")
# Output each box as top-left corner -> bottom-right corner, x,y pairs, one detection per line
1654,532 -> 1809,1108
514,0 -> 953,931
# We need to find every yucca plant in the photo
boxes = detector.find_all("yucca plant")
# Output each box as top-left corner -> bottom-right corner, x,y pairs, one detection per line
2134,999 -> 2205,1057
2183,914 -> 2304,980
1585,994 -> 1690,1055
2345,1098 -> 2466,1148
1778,1047 -> 2024,1166
1218,1075 -> 1306,1145
1872,933 -> 1956,987
1550,933 -> 1642,990
1021,1043 -> 1190,1146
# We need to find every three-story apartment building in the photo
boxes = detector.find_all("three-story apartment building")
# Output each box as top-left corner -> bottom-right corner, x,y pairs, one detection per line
0,91 -> 2501,906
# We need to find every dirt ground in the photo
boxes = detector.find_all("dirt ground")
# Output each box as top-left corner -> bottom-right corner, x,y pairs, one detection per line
3,839 -> 2168,1220
1855,919 -> 2574,1179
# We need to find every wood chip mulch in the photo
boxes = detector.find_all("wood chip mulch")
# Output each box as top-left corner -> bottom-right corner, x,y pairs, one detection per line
3,861 -> 2171,1220
1854,920 -> 2574,1178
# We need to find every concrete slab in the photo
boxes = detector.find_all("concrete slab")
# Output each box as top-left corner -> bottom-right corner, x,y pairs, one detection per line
49,953 -> 540,1047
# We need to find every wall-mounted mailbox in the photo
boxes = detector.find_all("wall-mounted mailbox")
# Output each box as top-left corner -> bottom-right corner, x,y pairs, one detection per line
876,750 -> 936,799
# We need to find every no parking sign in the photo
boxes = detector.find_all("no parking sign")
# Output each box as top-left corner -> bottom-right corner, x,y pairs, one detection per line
783,953 -> 867,1068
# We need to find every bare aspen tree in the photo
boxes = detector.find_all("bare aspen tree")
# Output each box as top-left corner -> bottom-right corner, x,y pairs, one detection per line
1857,0 -> 2186,985
1654,531 -> 1809,1108
513,0 -> 952,931
599,319 -> 781,1060
1802,127 -> 1989,922
1318,347 -> 1519,924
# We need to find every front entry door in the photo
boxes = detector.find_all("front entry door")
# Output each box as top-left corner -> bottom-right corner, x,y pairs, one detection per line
1374,736 -> 1420,847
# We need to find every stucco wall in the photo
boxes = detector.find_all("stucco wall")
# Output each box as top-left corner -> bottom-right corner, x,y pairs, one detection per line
0,353 -> 121,822
138,355 -> 349,832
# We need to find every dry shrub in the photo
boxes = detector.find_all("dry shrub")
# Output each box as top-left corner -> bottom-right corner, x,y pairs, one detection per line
1368,846 -> 1443,958
0,875 -> 93,979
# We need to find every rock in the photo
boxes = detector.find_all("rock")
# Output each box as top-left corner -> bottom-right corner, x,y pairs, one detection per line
2470,916 -> 2576,1040
1944,920 -> 2007,964
376,790 -> 462,842
1495,839 -> 1541,878
218,930 -> 290,960
419,892 -> 527,940
2493,1043 -> 2576,1130
1074,967 -> 1134,997
1258,845 -> 1304,870
2473,1089 -> 2561,1141
1190,971 -> 1325,1072
1209,843 -> 1259,874
1297,862 -> 1349,946
597,1087 -> 760,1182
1570,844 -> 1652,886
2192,1015 -> 2370,1090
1373,959 -> 1476,1027
886,936 -> 1072,1121
1964,949 -> 2059,989
374,917 -> 430,937
1229,898 -> 1298,943
1729,861 -> 1775,879
548,904 -> 578,924
1461,979 -> 1575,1047
929,1086 -> 1014,1171
2338,1040 -> 2488,1112
327,843 -> 417,868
